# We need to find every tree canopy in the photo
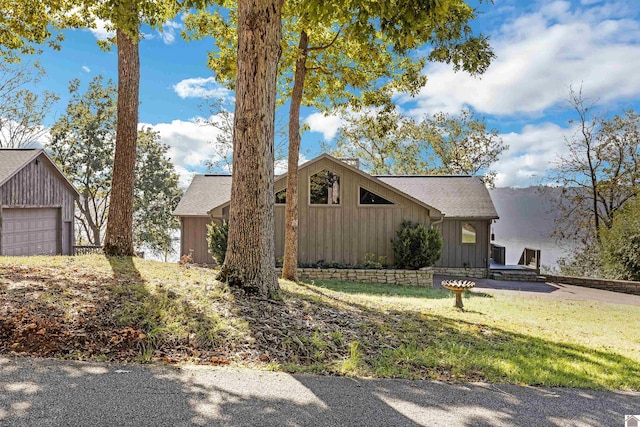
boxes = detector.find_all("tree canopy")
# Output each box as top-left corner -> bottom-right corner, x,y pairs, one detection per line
0,61 -> 58,148
550,87 -> 640,243
332,106 -> 507,186
48,76 -> 182,256
185,0 -> 495,281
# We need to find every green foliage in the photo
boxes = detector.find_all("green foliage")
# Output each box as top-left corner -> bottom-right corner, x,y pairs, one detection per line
331,106 -> 507,184
183,0 -> 494,112
420,109 -> 506,187
556,243 -> 605,279
133,129 -> 183,260
363,253 -> 386,269
49,75 -> 117,245
0,0 -> 83,60
550,87 -> 640,243
392,220 -> 443,269
0,61 -> 59,148
49,76 -> 182,254
600,198 -> 640,281
207,220 -> 229,265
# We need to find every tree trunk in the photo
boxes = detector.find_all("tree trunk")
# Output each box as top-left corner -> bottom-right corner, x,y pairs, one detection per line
282,30 -> 309,282
216,0 -> 284,297
104,28 -> 139,256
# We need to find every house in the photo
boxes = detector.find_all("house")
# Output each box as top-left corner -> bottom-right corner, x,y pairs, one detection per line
0,149 -> 79,256
174,154 -> 499,277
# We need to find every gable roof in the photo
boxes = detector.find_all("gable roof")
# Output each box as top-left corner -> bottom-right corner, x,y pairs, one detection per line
0,149 -> 79,197
377,176 -> 499,219
173,174 -> 232,216
273,153 -> 442,216
0,149 -> 41,186
174,155 -> 498,220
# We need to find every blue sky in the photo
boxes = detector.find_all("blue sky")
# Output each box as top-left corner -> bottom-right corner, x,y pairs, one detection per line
21,0 -> 640,188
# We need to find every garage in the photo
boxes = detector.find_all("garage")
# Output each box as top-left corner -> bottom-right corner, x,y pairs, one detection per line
1,208 -> 59,256
0,149 -> 78,256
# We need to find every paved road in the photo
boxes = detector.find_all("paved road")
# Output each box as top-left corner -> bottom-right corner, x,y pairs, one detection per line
433,275 -> 640,306
1,357 -> 638,426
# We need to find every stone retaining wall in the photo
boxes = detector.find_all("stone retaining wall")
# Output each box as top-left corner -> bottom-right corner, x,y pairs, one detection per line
276,268 -> 433,287
430,267 -> 488,279
546,275 -> 640,296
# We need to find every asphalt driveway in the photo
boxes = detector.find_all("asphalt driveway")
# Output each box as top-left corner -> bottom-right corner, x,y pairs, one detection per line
433,275 -> 640,306
1,357 -> 639,426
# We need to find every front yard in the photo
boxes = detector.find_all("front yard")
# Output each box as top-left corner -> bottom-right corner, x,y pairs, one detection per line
0,255 -> 638,390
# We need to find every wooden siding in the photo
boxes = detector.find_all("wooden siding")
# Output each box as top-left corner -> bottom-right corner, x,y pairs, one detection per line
181,216 -> 215,264
436,218 -> 490,269
274,157 -> 432,265
0,154 -> 76,255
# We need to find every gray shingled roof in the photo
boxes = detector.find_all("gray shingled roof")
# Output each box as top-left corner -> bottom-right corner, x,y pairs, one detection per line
377,176 -> 499,219
173,175 -> 232,216
0,149 -> 41,187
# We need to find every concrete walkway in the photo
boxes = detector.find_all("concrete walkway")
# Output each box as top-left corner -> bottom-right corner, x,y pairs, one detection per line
433,275 -> 640,306
1,357 -> 638,426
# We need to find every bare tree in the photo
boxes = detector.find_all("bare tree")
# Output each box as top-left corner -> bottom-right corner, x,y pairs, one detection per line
0,61 -> 58,148
550,86 -> 640,243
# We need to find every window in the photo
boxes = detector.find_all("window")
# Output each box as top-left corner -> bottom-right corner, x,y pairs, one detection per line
359,187 -> 393,205
275,189 -> 286,204
310,170 -> 340,205
462,222 -> 476,244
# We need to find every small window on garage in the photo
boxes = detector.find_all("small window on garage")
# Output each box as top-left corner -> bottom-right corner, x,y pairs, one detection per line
359,187 -> 393,205
275,189 -> 286,204
462,222 -> 477,244
310,170 -> 340,205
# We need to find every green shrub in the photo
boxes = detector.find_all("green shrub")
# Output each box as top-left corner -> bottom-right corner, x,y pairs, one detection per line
207,220 -> 229,265
392,220 -> 443,269
600,198 -> 640,281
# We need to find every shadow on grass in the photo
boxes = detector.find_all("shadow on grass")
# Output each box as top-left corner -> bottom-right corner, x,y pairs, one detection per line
105,256 -> 242,363
279,282 -> 640,391
2,256 -> 638,390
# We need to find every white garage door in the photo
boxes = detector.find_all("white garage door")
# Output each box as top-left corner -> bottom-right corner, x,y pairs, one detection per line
1,208 -> 59,256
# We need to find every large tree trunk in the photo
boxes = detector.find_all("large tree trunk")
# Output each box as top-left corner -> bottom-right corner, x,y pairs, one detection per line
104,28 -> 139,256
216,0 -> 284,297
282,30 -> 308,282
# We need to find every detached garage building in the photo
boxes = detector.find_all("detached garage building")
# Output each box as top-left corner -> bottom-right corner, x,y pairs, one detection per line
0,149 -> 79,256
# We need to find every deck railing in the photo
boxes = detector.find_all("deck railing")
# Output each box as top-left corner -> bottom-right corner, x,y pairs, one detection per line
518,247 -> 541,273
490,243 -> 506,265
73,245 -> 102,255
73,246 -> 145,258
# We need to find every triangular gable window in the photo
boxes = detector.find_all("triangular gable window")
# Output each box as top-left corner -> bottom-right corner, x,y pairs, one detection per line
359,187 -> 393,205
275,189 -> 286,204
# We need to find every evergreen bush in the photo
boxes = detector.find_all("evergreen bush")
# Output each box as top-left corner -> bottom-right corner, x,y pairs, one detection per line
207,220 -> 229,265
392,220 -> 443,269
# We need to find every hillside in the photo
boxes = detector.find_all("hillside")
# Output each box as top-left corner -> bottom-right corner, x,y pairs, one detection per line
489,187 -> 579,268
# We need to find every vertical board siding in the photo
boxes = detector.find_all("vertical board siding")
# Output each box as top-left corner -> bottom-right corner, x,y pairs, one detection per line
0,155 -> 77,255
183,157 -> 493,270
437,219 -> 489,268
181,216 -> 213,264
275,158 -> 432,266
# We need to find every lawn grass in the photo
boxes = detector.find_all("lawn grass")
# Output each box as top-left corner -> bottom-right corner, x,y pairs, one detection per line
303,279 -> 640,389
1,255 -> 639,390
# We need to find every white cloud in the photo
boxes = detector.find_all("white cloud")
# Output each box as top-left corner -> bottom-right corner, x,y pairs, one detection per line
160,20 -> 183,45
492,122 -> 577,187
304,113 -> 343,141
173,77 -> 234,102
88,18 -> 114,41
139,116 -> 231,188
82,66 -> 91,73
403,1 -> 640,117
274,154 -> 308,176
